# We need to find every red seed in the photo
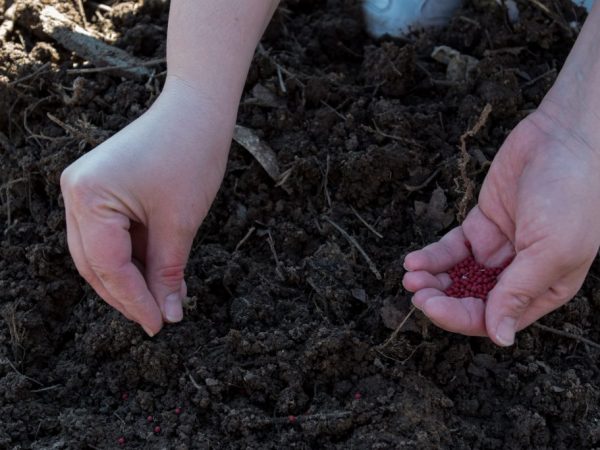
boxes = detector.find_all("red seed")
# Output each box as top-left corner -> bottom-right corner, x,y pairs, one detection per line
121,392 -> 129,401
175,407 -> 182,415
445,256 -> 504,300
146,415 -> 154,423
118,436 -> 126,446
154,426 -> 161,434
354,392 -> 362,400
288,415 -> 297,424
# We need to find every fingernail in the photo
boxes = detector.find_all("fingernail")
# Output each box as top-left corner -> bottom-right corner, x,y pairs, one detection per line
165,293 -> 183,323
142,325 -> 155,338
495,317 -> 517,346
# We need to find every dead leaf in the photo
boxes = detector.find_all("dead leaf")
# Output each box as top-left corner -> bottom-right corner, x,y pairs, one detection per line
233,125 -> 281,181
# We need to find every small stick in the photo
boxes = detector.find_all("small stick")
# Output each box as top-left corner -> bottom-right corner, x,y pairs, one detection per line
67,57 -> 166,75
324,217 -> 382,280
522,68 -> 556,88
320,100 -> 346,122
188,373 -> 203,390
351,206 -> 383,239
0,357 -> 44,386
235,226 -> 256,252
457,103 -> 492,221
75,0 -> 88,30
533,323 -> 600,350
404,167 -> 441,193
31,384 -> 62,393
8,62 -> 51,86
382,306 -> 416,347
276,65 -> 287,93
266,231 -> 285,281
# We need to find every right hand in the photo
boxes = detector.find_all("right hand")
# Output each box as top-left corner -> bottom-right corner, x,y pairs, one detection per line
403,107 -> 600,346
60,77 -> 235,336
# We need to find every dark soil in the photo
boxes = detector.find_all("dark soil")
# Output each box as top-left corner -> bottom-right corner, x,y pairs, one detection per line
2,0 -> 600,448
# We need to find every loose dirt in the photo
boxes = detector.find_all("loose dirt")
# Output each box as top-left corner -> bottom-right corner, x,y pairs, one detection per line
2,0 -> 600,448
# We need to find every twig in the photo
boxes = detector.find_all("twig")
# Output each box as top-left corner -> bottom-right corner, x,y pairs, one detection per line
522,68 -> 556,88
320,100 -> 347,121
322,155 -> 332,209
235,227 -> 256,252
67,58 -> 166,75
351,207 -> 383,239
533,323 -> 600,350
47,113 -> 99,146
0,357 -> 44,386
276,65 -> 287,93
188,373 -> 203,390
404,167 -> 441,192
457,103 -> 492,221
31,384 -> 62,393
266,231 -> 285,281
362,121 -> 425,149
75,0 -> 88,30
382,306 -> 416,347
8,62 -> 51,87
323,217 -> 382,280
528,0 -> 574,37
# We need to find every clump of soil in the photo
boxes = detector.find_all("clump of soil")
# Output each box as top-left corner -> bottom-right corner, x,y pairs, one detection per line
2,0 -> 600,448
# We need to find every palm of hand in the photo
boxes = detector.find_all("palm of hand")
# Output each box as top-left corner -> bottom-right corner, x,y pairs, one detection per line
403,112 -> 600,345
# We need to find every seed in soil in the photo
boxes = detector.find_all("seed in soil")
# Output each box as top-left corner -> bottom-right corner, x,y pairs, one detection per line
175,407 -> 182,415
154,425 -> 161,434
288,415 -> 297,424
146,415 -> 153,423
117,436 -> 126,446
444,255 -> 507,300
354,392 -> 362,400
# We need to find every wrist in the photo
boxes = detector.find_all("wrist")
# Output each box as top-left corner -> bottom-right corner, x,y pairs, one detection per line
148,75 -> 239,137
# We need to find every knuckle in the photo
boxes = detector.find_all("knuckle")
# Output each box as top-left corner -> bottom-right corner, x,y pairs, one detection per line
60,169 -> 101,208
155,263 -> 186,286
507,294 -> 531,312
89,261 -> 119,285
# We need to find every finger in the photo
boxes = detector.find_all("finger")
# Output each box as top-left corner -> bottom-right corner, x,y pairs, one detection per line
79,212 -> 163,336
485,244 -> 567,347
462,206 -> 515,267
404,227 -> 471,273
145,218 -> 195,323
65,213 -> 133,321
403,271 -> 452,292
418,295 -> 487,337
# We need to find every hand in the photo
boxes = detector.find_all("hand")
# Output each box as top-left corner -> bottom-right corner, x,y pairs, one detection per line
60,77 -> 235,336
402,108 -> 600,346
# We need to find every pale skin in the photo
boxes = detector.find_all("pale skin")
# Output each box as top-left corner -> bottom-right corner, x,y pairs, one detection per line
404,1 -> 600,346
61,0 -> 600,342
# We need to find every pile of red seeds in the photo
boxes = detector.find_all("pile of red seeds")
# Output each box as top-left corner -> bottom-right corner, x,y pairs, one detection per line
444,255 -> 505,300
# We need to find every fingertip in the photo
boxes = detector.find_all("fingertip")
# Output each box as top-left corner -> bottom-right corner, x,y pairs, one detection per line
403,252 -> 420,271
142,324 -> 157,337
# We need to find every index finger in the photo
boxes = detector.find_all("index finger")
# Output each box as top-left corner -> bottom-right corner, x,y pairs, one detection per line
78,211 -> 163,336
404,227 -> 470,274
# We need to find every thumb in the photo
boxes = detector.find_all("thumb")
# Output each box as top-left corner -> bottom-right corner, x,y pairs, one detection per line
485,245 -> 561,347
146,220 -> 195,323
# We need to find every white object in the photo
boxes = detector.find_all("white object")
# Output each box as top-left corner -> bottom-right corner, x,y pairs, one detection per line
363,0 -> 594,38
363,0 -> 462,38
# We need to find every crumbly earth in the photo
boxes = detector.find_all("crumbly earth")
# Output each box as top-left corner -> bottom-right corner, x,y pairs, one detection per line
2,0 -> 600,449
